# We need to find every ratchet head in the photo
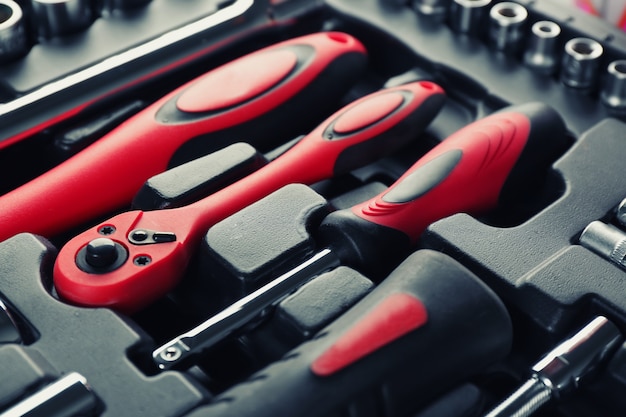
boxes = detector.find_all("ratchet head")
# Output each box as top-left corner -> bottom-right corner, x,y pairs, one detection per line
54,209 -> 193,314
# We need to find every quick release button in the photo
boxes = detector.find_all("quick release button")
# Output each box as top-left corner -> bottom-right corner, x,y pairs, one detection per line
85,238 -> 119,268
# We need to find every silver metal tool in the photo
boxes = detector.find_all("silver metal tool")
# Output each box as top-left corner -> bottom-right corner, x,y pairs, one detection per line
483,316 -> 622,417
0,372 -> 98,417
488,2 -> 528,52
153,248 -> 340,369
601,60 -> 626,111
579,220 -> 626,269
560,37 -> 604,90
0,0 -> 28,63
449,0 -> 492,35
412,0 -> 450,20
31,0 -> 96,39
523,20 -> 561,74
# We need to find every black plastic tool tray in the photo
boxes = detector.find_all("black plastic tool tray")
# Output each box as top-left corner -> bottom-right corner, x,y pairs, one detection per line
1,0 -> 626,416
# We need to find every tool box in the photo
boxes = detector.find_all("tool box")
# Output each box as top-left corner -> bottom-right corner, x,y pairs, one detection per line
1,0 -> 626,415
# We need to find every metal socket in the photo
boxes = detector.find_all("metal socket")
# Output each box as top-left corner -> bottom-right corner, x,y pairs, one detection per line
601,60 -> 626,111
0,0 -> 29,63
579,221 -> 626,269
560,37 -> 603,90
31,0 -> 95,39
488,2 -> 528,52
523,20 -> 561,74
449,0 -> 492,35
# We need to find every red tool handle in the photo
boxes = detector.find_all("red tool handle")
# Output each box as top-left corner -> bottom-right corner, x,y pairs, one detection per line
0,32 -> 367,242
319,102 -> 568,278
53,81 -> 446,313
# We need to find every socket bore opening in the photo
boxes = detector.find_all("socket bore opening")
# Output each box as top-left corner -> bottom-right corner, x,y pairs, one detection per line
0,1 -> 20,29
0,5 -> 12,25
490,2 -> 527,23
498,7 -> 517,17
566,38 -> 603,60
533,21 -> 560,37
609,60 -> 626,79
573,42 -> 594,55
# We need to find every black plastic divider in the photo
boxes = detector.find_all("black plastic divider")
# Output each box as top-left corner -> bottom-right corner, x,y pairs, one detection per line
0,234 -> 209,416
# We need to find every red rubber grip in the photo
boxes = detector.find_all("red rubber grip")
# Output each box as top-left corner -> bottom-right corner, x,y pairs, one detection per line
53,81 -> 445,313
0,32 -> 366,243
352,111 -> 532,243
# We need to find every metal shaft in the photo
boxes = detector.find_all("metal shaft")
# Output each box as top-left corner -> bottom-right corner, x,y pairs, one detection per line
484,378 -> 551,417
31,0 -> 96,39
153,248 -> 341,369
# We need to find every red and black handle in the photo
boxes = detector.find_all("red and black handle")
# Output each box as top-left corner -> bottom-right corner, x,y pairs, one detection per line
182,250 -> 513,417
0,32 -> 367,243
318,102 -> 569,279
53,81 -> 446,313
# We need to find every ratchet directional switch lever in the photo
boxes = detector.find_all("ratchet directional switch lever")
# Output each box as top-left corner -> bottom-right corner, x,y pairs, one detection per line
152,102 -> 568,370
0,31 -> 367,242
54,81 -> 447,313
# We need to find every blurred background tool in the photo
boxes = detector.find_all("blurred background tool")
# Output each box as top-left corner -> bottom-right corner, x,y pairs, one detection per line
601,60 -> 626,112
0,0 -> 28,63
488,2 -> 528,53
449,0 -> 492,34
560,37 -> 603,90
31,0 -> 96,39
523,20 -> 561,74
